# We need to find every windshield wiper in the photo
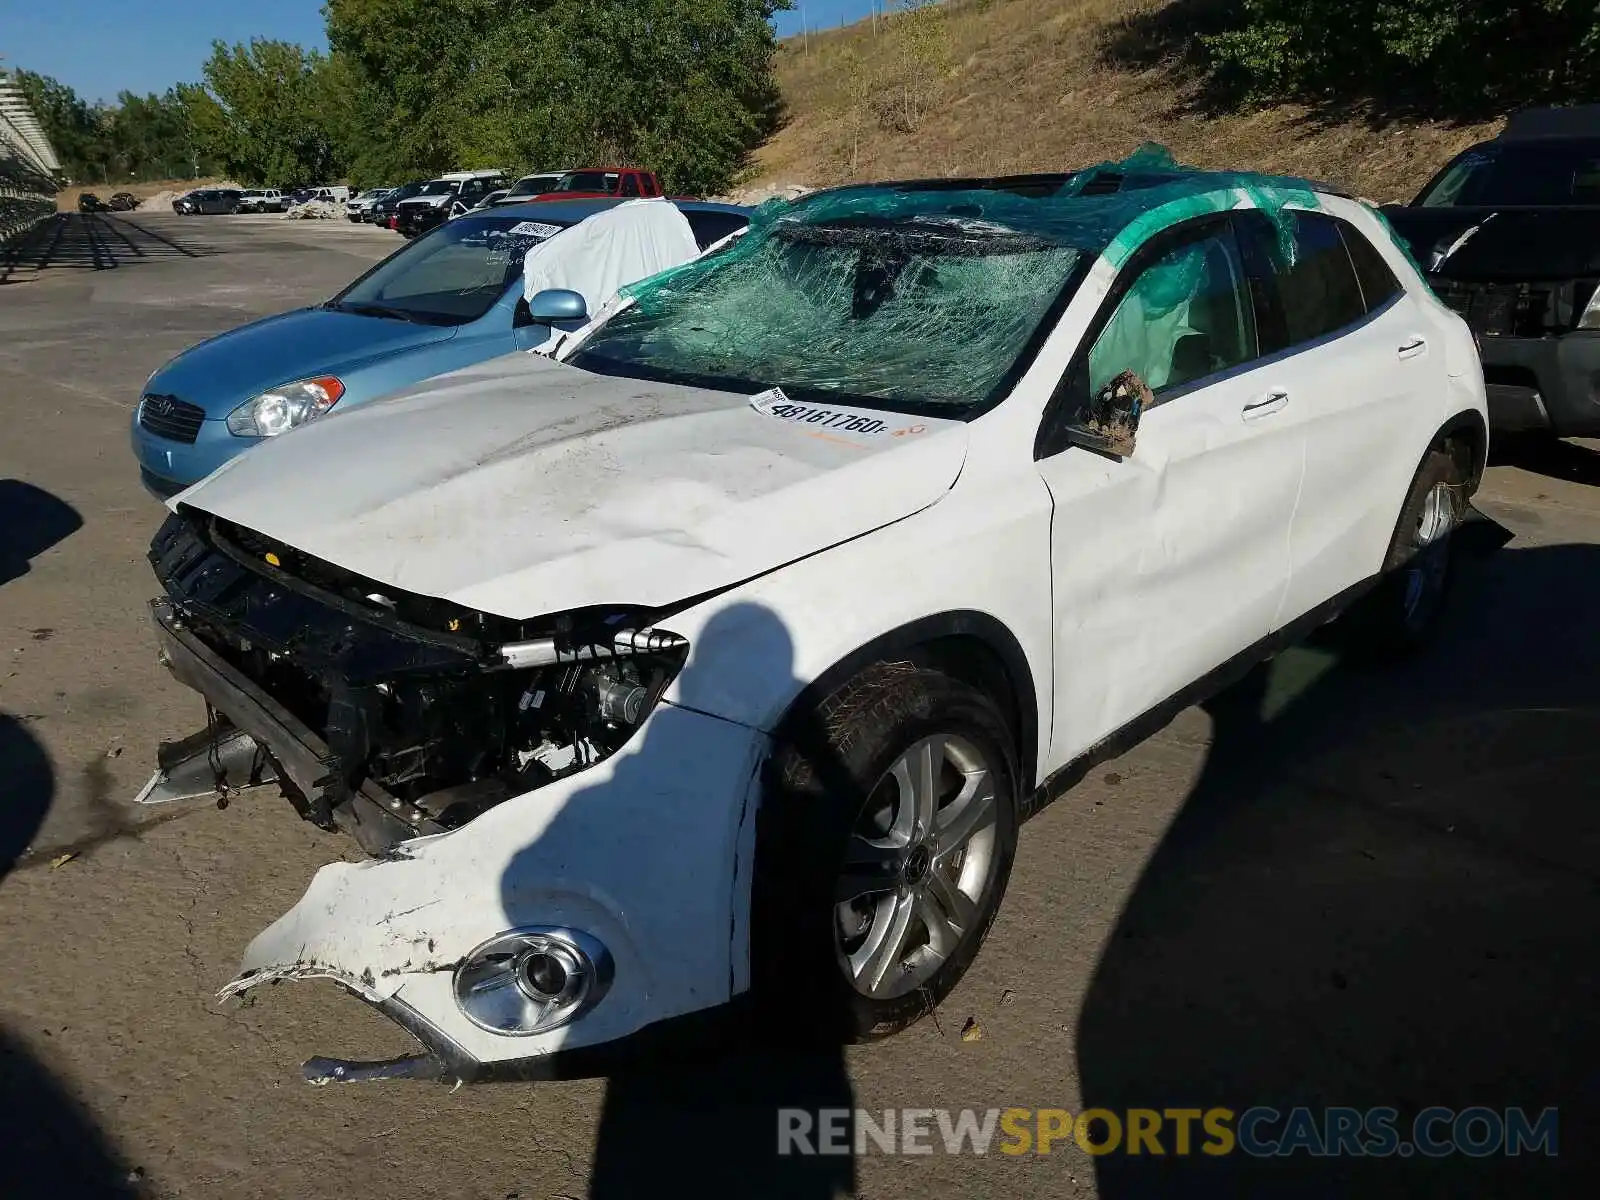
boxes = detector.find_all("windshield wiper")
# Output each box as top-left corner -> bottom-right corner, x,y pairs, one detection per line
327,300 -> 434,324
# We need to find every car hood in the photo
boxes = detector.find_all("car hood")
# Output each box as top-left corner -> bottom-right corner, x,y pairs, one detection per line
174,353 -> 969,619
1383,205 -> 1600,281
148,308 -> 458,414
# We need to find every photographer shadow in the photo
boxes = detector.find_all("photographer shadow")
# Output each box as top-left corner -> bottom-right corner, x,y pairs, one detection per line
500,603 -> 857,1199
1077,530 -> 1600,1196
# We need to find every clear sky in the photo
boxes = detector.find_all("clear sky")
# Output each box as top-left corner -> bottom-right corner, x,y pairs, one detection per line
2,0 -> 882,104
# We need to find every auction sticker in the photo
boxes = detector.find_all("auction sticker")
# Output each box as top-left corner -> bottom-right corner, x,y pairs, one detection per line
749,387 -> 939,449
508,220 -> 564,239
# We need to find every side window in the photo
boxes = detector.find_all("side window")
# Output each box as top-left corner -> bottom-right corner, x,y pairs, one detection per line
620,174 -> 641,197
1339,222 -> 1403,313
1086,224 -> 1257,398
1248,211 -> 1366,350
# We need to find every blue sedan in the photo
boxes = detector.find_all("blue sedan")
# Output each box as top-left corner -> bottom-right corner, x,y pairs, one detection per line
131,198 -> 752,497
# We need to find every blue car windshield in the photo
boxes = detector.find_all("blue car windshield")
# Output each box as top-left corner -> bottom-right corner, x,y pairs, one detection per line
330,214 -> 571,325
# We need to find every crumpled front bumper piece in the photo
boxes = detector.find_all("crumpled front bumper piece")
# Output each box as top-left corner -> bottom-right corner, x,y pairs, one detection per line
217,696 -> 765,1079
158,586 -> 769,1078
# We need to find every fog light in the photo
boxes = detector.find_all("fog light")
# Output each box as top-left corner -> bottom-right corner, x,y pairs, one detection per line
454,928 -> 613,1035
519,951 -> 569,999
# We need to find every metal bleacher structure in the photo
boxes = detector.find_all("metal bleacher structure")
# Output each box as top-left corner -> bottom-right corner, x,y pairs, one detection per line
1,69 -> 62,246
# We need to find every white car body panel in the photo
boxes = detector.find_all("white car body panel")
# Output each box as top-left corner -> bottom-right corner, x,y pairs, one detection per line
1034,352 -> 1303,764
1273,199 -> 1481,625
175,352 -> 969,618
165,185 -> 1485,1071
223,703 -> 767,1062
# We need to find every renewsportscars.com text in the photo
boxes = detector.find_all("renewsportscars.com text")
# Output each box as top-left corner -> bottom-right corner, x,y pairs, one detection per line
777,1106 -> 1558,1158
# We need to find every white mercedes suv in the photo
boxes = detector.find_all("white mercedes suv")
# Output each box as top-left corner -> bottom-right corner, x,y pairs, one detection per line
140,157 -> 1487,1083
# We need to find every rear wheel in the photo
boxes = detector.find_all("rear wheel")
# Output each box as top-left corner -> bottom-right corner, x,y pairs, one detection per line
1350,446 -> 1467,654
753,665 -> 1018,1042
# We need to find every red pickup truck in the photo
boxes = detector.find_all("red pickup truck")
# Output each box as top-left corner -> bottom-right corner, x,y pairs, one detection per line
530,167 -> 666,201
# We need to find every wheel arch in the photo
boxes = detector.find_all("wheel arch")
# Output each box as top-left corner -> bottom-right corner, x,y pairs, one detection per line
1436,408 -> 1488,493
769,610 -> 1040,793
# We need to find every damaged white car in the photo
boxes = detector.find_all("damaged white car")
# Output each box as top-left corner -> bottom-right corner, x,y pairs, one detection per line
142,152 -> 1487,1084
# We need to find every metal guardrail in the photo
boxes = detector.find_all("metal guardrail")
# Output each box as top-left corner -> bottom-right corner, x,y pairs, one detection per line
0,73 -> 61,249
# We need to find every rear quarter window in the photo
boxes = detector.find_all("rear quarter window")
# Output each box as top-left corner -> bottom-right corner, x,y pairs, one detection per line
1339,222 -> 1403,313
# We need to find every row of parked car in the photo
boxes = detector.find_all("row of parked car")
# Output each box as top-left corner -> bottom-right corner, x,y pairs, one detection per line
350,167 -> 671,237
155,168 -> 674,231
164,185 -> 353,215
131,111 -> 1596,1088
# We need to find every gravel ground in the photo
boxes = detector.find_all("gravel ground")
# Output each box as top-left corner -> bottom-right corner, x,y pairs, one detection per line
1,213 -> 1596,1198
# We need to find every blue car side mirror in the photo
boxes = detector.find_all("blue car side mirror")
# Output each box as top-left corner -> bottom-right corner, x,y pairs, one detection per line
523,288 -> 589,325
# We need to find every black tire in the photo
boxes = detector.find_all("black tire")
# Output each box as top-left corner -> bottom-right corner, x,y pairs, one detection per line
752,663 -> 1019,1044
1349,445 -> 1468,655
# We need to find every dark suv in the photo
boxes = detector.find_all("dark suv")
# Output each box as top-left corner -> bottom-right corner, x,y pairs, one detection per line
370,181 -> 426,230
174,189 -> 242,215
1385,106 -> 1600,436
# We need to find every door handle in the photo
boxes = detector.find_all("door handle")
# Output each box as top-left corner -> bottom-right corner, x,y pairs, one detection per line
1242,390 -> 1289,420
1398,336 -> 1427,359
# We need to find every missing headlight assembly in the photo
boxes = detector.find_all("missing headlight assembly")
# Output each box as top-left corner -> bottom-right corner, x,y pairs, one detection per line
143,509 -> 689,855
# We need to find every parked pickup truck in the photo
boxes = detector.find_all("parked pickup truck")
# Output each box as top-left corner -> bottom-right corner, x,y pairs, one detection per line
528,167 -> 665,201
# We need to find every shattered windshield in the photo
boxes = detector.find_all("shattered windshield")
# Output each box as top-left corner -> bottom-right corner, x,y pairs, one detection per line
569,218 -> 1087,414
1418,140 -> 1600,207
330,214 -> 570,325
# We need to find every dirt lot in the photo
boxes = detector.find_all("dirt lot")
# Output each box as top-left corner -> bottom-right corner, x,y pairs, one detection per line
1,213 -> 1597,1199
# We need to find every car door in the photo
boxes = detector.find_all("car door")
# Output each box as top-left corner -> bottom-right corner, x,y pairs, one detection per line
1033,214 -> 1305,767
1235,210 -> 1439,627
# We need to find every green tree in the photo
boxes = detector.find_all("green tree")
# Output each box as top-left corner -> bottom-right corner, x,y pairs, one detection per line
326,0 -> 791,194
185,39 -> 353,186
1204,0 -> 1600,110
15,69 -> 218,183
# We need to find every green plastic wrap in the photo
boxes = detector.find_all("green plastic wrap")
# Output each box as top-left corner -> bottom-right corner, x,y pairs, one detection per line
581,145 -> 1329,411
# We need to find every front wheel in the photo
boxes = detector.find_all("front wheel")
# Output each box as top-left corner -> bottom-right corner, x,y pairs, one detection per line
753,665 -> 1019,1042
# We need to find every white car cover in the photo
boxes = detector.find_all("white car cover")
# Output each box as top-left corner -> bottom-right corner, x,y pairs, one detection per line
520,198 -> 700,334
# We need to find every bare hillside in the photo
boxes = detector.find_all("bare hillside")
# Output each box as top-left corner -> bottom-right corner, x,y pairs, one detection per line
757,0 -> 1502,202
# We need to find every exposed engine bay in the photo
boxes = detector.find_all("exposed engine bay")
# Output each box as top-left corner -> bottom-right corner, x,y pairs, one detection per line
148,509 -> 689,853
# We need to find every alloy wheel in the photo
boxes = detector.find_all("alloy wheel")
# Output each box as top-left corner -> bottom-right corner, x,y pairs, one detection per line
1402,480 -> 1459,629
834,734 -> 1001,1000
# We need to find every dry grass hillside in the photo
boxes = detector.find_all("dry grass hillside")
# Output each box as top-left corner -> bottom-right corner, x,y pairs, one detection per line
756,0 -> 1503,202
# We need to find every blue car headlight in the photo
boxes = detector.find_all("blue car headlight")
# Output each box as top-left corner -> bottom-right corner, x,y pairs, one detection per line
226,376 -> 345,437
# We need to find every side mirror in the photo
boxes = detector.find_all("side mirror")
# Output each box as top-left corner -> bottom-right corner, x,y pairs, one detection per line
519,288 -> 588,327
1063,369 -> 1149,459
